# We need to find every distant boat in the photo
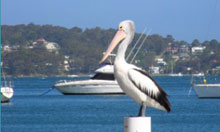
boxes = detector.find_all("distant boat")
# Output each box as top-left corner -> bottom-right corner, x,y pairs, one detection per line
194,83 -> 220,98
191,75 -> 220,98
168,73 -> 183,77
1,85 -> 14,103
67,74 -> 79,77
1,62 -> 14,103
192,73 -> 204,76
53,64 -> 124,95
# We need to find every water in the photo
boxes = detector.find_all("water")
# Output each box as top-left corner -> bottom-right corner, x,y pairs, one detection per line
1,76 -> 220,132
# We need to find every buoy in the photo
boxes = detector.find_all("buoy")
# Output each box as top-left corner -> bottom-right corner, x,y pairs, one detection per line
203,79 -> 207,84
124,117 -> 151,132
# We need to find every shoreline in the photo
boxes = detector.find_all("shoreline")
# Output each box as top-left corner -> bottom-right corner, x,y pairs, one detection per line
3,74 -> 220,78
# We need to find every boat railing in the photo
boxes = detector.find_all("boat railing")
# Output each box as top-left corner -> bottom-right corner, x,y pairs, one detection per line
188,75 -> 220,96
191,75 -> 220,85
1,78 -> 13,87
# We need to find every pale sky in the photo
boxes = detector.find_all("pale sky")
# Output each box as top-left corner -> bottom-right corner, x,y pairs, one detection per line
1,0 -> 220,43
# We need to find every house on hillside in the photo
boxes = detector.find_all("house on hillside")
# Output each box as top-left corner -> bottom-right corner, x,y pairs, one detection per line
63,56 -> 71,72
36,38 -> 47,44
63,60 -> 70,71
2,45 -> 12,52
155,58 -> 167,66
178,45 -> 190,60
32,38 -> 47,46
166,46 -> 178,55
179,45 -> 189,54
44,42 -> 59,52
191,46 -> 206,55
149,66 -> 160,74
11,45 -> 20,51
32,38 -> 60,53
211,66 -> 220,74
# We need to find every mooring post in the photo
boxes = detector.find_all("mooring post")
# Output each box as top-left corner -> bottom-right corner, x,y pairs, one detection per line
124,117 -> 151,132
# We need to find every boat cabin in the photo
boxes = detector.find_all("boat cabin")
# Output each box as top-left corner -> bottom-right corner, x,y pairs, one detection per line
91,73 -> 115,80
91,64 -> 115,80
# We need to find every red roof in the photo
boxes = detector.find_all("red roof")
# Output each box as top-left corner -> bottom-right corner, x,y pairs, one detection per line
36,38 -> 46,43
212,60 -> 218,63
166,47 -> 172,50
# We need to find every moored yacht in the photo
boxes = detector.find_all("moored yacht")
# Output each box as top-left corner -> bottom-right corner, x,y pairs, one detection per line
1,85 -> 14,103
194,83 -> 220,98
191,75 -> 220,98
54,64 -> 124,95
1,62 -> 14,103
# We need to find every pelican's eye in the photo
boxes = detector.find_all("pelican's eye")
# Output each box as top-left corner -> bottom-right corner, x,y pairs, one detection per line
119,26 -> 123,30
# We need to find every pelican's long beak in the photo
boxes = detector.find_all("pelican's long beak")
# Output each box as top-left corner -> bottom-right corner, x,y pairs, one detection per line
99,30 -> 126,64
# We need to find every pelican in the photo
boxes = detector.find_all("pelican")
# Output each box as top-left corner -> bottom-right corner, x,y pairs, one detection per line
100,20 -> 171,116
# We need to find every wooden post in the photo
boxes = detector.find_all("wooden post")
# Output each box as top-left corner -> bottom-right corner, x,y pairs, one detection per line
124,117 -> 151,132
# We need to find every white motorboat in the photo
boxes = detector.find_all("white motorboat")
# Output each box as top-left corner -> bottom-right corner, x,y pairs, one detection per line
54,64 -> 124,95
194,84 -> 220,98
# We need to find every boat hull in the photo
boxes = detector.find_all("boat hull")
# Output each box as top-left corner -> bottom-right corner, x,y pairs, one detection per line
1,94 -> 10,103
1,87 -> 14,103
54,80 -> 124,95
194,84 -> 220,98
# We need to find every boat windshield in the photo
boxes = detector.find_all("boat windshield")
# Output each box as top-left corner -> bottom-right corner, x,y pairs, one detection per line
91,73 -> 115,80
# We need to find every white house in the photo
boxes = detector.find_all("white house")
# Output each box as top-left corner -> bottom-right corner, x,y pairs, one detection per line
2,45 -> 12,52
149,66 -> 160,74
192,46 -> 206,54
44,42 -> 59,52
155,58 -> 167,66
63,60 -> 70,71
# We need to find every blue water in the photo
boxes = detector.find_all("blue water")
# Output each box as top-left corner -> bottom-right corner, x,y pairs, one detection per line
1,76 -> 220,132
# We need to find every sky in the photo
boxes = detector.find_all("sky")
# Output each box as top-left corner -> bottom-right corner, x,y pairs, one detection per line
1,0 -> 220,43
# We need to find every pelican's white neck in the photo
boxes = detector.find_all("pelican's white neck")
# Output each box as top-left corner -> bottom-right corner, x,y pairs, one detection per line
115,34 -> 134,64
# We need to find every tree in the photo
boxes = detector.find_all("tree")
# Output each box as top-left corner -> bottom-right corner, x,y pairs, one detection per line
191,39 -> 201,47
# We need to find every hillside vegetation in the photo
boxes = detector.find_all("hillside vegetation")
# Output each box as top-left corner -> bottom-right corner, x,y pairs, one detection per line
1,23 -> 220,76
